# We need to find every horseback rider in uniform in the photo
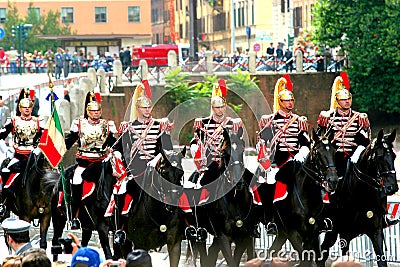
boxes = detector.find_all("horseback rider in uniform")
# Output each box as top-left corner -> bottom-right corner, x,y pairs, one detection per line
106,80 -> 174,245
0,89 -> 43,217
317,71 -> 398,227
254,74 -> 310,235
61,91 -> 117,230
178,80 -> 258,240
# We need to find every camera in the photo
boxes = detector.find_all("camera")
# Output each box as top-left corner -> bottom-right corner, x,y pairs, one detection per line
109,261 -> 121,266
58,237 -> 73,254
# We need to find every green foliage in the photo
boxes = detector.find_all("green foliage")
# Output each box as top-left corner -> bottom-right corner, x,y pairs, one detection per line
1,1 -> 74,52
312,0 -> 400,114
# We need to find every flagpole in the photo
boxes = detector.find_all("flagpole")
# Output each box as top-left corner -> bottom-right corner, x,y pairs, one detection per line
48,77 -> 72,226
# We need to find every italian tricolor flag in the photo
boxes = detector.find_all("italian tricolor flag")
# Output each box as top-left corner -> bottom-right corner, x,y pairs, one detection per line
39,106 -> 67,168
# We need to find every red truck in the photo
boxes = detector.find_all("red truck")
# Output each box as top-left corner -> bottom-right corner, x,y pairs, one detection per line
131,43 -> 190,67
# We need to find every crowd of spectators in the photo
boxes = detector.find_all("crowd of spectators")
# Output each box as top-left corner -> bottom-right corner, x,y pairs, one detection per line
0,47 -> 120,76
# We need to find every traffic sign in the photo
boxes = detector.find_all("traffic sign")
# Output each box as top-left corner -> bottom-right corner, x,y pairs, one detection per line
0,27 -> 5,39
253,43 -> 261,52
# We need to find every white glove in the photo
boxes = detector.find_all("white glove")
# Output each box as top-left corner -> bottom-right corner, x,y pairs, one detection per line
266,167 -> 279,184
147,153 -> 162,167
293,146 -> 310,163
350,145 -> 365,163
33,147 -> 42,156
190,144 -> 199,157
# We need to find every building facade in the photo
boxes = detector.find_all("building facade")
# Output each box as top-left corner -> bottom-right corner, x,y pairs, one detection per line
0,0 -> 152,56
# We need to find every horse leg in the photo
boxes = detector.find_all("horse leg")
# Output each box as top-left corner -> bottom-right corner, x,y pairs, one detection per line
51,207 -> 67,262
97,222 -> 113,260
207,237 -> 221,267
317,231 -> 338,267
217,234 -> 238,267
268,232 -> 287,257
368,230 -> 388,267
233,237 -> 255,265
39,214 -> 51,250
167,241 -> 182,267
81,228 -> 92,247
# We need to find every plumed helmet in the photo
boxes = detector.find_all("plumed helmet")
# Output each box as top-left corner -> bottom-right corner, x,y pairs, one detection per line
84,91 -> 102,118
16,88 -> 35,115
330,72 -> 351,110
211,79 -> 227,108
129,80 -> 152,121
273,74 -> 294,112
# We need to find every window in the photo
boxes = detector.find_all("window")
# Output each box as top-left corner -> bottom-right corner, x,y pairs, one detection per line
128,6 -> 140,22
28,7 -> 40,18
95,7 -> 107,23
61,7 -> 74,24
0,8 -> 6,23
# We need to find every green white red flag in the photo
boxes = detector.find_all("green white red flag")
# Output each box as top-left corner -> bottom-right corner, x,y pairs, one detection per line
39,106 -> 67,168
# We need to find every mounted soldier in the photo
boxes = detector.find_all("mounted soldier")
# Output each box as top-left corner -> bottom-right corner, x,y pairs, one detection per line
255,74 -> 310,234
107,80 -> 174,245
179,79 -> 254,240
61,91 -> 117,230
317,71 -> 398,227
0,89 -> 43,217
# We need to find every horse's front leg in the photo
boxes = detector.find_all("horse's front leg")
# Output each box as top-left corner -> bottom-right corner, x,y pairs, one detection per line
317,230 -> 338,267
368,229 -> 388,267
217,234 -> 238,267
207,236 -> 221,267
166,239 -> 182,267
81,228 -> 93,247
39,213 -> 52,249
97,220 -> 113,260
233,236 -> 255,265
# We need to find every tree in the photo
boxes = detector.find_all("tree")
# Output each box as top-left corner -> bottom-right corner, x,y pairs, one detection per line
312,0 -> 400,114
1,1 -> 74,52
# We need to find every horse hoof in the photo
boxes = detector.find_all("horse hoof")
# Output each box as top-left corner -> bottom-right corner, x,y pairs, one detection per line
196,228 -> 208,242
185,226 -> 197,241
71,219 -> 81,230
114,230 -> 126,245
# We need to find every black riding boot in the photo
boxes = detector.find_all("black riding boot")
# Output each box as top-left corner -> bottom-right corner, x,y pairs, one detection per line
70,184 -> 82,230
114,194 -> 127,245
0,171 -> 11,218
0,191 -> 6,218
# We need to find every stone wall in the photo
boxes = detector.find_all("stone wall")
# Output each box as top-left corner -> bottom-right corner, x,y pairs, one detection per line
101,72 -> 337,146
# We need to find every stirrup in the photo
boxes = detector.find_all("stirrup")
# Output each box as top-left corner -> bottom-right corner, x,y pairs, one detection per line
114,230 -> 126,245
185,226 -> 197,241
196,227 -> 208,242
384,216 -> 399,227
321,218 -> 333,232
0,204 -> 7,218
70,218 -> 81,230
266,222 -> 277,235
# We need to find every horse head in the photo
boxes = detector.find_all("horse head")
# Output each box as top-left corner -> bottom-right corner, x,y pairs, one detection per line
310,129 -> 339,192
220,130 -> 245,186
365,129 -> 398,196
158,147 -> 186,186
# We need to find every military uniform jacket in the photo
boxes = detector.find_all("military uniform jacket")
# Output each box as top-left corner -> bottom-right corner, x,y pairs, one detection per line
259,110 -> 310,167
114,118 -> 173,176
0,116 -> 42,157
191,116 -> 243,165
317,108 -> 370,156
65,118 -> 117,161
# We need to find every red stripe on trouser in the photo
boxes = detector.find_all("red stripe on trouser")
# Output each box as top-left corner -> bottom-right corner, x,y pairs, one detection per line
251,185 -> 262,205
57,191 -> 64,207
121,193 -> 133,214
82,181 -> 95,200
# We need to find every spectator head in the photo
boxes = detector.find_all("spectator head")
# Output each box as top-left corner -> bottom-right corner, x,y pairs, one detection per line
20,248 -> 51,267
2,255 -> 21,267
1,217 -> 31,242
126,249 -> 152,267
71,247 -> 101,267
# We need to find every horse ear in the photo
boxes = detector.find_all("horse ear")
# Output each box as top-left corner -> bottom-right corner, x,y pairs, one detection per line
377,129 -> 384,142
181,146 -> 187,157
388,129 -> 396,144
161,148 -> 167,159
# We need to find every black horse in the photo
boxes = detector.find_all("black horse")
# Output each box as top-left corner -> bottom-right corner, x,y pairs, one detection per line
258,131 -> 339,266
186,130 -> 256,267
318,129 -> 398,267
114,147 -> 186,267
0,151 -> 59,250
51,159 -> 116,260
